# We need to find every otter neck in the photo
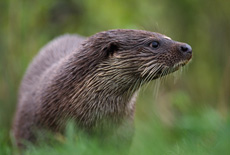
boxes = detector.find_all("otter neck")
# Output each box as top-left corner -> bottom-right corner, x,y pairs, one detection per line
73,64 -> 141,112
66,68 -> 139,129
42,49 -> 141,129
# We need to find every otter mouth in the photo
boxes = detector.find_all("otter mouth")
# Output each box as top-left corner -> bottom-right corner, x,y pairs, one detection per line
153,58 -> 191,79
173,59 -> 191,70
140,56 -> 192,82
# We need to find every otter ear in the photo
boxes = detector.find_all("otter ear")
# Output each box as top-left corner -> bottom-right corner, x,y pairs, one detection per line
103,42 -> 119,57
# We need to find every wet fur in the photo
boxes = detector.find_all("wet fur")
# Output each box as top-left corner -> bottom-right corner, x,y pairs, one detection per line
13,29 -> 191,148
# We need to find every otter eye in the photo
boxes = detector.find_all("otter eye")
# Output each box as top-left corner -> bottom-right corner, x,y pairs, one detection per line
150,41 -> 159,49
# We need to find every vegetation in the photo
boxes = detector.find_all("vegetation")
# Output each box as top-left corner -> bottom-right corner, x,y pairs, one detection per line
0,0 -> 230,154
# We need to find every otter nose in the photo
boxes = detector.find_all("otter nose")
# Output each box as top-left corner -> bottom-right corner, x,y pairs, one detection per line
180,44 -> 192,55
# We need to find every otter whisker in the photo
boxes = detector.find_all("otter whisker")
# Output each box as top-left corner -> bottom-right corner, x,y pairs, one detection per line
139,60 -> 158,76
147,65 -> 162,80
153,79 -> 161,99
159,67 -> 167,83
141,65 -> 162,90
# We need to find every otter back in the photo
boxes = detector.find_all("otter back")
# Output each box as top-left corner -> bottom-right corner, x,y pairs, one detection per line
13,34 -> 85,147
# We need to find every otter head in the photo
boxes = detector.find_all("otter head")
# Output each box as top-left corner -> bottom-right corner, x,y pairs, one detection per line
82,29 -> 192,93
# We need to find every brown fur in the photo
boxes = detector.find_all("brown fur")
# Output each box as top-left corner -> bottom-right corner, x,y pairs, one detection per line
12,29 -> 192,147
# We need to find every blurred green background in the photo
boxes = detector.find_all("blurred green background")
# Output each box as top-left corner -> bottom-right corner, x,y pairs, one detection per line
1,0 -> 230,154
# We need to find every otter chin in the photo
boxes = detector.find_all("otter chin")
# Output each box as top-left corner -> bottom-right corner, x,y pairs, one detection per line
12,29 -> 192,148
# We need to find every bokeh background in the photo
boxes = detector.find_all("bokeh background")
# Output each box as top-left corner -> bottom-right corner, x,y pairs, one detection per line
1,0 -> 230,154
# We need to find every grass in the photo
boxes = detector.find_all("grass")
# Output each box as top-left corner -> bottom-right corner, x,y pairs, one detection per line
1,97 -> 229,155
26,109 -> 229,155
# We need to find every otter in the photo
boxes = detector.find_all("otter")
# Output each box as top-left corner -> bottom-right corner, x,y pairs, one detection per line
12,29 -> 192,148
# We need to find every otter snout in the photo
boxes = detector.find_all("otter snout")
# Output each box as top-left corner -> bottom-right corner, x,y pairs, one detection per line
179,43 -> 192,58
